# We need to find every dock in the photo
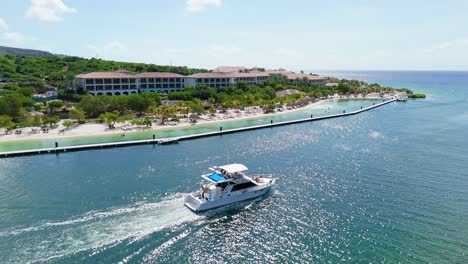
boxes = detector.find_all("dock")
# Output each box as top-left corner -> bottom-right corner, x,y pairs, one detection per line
0,99 -> 396,158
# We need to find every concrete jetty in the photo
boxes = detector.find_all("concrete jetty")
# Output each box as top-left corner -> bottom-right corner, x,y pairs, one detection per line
0,99 -> 396,158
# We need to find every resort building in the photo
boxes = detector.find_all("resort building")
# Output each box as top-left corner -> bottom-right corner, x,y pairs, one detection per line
186,71 -> 271,88
137,72 -> 185,93
74,71 -> 138,96
74,71 -> 186,96
74,67 -> 327,96
282,72 -> 328,86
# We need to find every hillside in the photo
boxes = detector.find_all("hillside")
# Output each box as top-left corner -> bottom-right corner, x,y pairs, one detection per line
0,46 -> 55,57
0,52 -> 208,99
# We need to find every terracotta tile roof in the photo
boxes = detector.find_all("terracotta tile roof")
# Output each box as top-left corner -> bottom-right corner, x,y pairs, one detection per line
188,71 -> 270,79
282,73 -> 327,81
212,66 -> 247,73
74,68 -> 325,81
75,71 -> 136,79
136,72 -> 185,78
76,71 -> 185,79
188,72 -> 233,78
234,72 -> 271,78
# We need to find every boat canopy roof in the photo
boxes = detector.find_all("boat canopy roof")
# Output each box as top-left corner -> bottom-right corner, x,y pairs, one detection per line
217,164 -> 248,174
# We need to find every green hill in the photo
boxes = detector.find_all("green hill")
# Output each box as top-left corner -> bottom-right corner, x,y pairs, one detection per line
0,50 -> 208,97
0,46 -> 55,57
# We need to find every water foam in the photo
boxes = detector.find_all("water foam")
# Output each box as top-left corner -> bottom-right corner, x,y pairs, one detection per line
0,193 -> 201,264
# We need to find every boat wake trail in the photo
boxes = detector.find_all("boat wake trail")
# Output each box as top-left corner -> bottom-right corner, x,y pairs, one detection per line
0,193 -> 200,264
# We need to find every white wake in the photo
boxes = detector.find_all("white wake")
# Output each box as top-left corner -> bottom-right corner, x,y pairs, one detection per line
0,193 -> 200,264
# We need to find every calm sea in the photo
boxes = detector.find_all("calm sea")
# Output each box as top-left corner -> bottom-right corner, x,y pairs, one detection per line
0,71 -> 467,263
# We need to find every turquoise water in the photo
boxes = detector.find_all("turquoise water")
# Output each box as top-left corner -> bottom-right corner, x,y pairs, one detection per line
0,71 -> 467,263
0,99 -> 378,152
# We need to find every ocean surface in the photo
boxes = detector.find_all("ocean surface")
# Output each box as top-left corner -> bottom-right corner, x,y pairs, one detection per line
0,71 -> 467,263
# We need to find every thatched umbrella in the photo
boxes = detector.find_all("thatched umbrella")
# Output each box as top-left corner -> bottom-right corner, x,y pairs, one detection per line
202,101 -> 212,109
189,113 -> 199,123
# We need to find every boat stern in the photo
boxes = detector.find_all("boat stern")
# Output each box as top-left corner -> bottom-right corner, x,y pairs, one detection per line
184,193 -> 203,212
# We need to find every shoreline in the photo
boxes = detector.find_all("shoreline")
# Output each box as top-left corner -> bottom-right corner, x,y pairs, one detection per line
0,98 -> 397,156
0,95 -> 389,144
0,99 -> 330,143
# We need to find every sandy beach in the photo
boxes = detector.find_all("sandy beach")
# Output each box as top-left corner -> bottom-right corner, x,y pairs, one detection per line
0,94 -> 391,143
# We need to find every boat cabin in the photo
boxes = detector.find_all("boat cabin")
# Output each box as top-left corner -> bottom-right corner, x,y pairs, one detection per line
202,163 -> 249,183
185,163 -> 275,211
200,164 -> 258,200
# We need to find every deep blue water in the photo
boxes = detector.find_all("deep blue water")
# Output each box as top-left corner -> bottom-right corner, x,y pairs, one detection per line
0,71 -> 467,263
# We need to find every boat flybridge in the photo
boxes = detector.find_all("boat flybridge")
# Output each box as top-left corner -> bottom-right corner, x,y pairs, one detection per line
184,164 -> 276,212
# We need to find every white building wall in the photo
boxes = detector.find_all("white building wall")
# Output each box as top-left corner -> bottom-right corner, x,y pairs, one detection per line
184,77 -> 196,87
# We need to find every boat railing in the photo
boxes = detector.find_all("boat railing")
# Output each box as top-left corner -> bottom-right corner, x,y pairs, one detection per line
252,173 -> 274,178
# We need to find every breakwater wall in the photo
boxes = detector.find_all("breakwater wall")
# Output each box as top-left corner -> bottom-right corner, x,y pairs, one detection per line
0,99 -> 396,158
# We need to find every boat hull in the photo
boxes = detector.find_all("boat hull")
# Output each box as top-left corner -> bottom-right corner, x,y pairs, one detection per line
185,184 -> 273,212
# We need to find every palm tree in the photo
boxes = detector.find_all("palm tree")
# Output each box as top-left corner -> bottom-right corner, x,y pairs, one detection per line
152,106 -> 163,124
178,102 -> 190,117
159,105 -> 170,125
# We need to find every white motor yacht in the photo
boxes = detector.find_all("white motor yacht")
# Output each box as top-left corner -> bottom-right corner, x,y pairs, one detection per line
184,164 -> 276,212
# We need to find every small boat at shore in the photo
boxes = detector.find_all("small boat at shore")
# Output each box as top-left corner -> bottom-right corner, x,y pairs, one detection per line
184,164 -> 276,212
396,92 -> 408,102
157,138 -> 179,145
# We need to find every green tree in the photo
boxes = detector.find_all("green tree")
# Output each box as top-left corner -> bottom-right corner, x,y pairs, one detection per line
190,98 -> 204,114
99,110 -> 120,128
337,83 -> 351,94
265,102 -> 276,113
21,96 -> 35,109
1,83 -> 20,91
43,116 -> 60,127
131,119 -> 142,126
18,111 -> 33,128
117,113 -> 134,124
31,115 -> 42,127
62,120 -> 75,129
47,100 -> 64,112
78,95 -> 97,117
142,117 -> 152,127
17,87 -> 36,97
127,94 -> 153,115
0,115 -> 14,132
0,93 -> 26,121
78,94 -> 108,117
236,80 -> 248,91
69,109 -> 86,123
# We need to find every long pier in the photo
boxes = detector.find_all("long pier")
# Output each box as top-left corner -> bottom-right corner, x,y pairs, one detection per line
0,99 -> 396,158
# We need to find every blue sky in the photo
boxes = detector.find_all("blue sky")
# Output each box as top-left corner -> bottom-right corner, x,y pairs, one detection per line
1,0 -> 468,71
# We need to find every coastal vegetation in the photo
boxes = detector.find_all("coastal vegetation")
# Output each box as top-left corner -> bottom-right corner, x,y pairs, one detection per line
0,54 -> 207,100
408,93 -> 426,99
396,88 -> 426,99
0,54 -> 425,134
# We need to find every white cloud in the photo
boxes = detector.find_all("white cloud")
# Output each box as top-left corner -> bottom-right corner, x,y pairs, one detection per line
87,41 -> 126,58
0,18 -> 33,44
186,0 -> 222,12
2,32 -> 31,43
0,18 -> 8,30
424,37 -> 468,53
26,0 -> 77,22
